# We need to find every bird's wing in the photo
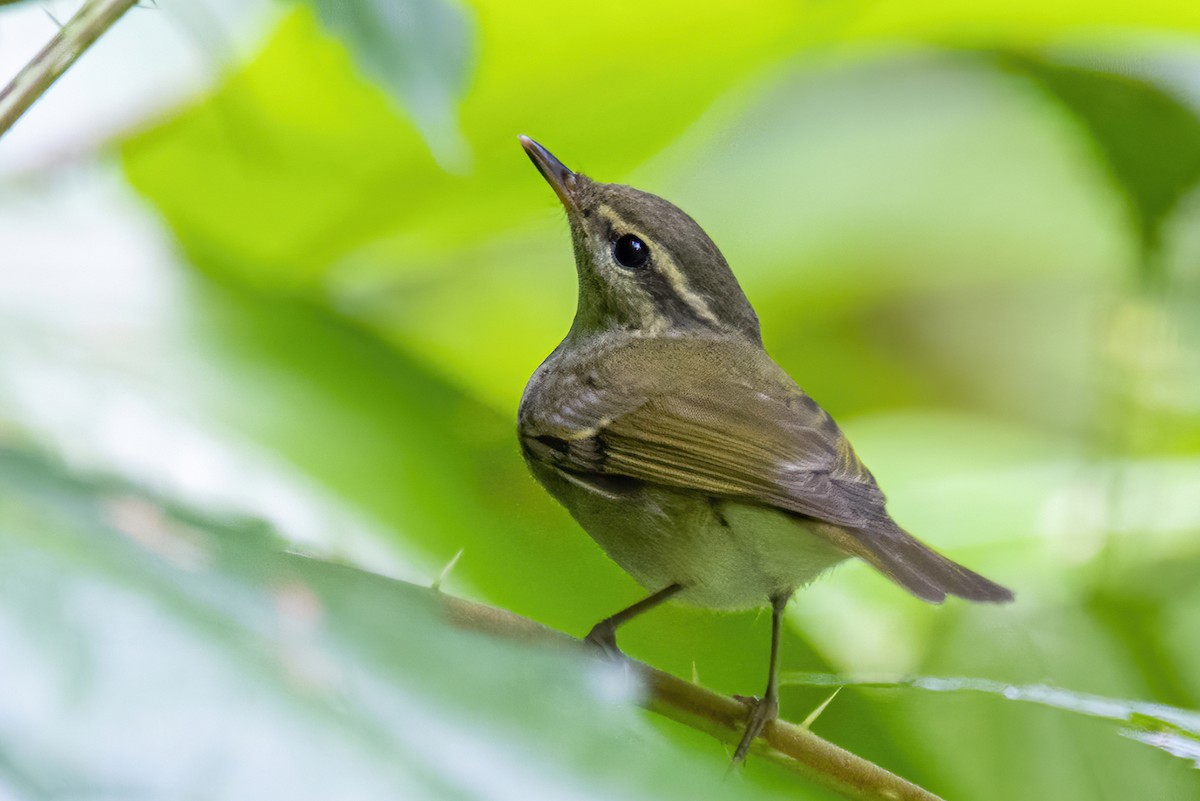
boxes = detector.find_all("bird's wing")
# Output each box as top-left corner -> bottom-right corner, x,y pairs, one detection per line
602,394 -> 884,527
522,338 -> 888,529
523,336 -> 1014,604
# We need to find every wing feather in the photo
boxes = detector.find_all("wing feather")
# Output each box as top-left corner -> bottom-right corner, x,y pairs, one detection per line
522,338 -> 886,529
520,336 -> 1013,604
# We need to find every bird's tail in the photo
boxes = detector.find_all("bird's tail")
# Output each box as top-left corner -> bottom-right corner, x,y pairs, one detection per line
842,520 -> 1013,604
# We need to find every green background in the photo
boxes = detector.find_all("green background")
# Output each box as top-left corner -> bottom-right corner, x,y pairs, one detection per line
2,1 -> 1199,799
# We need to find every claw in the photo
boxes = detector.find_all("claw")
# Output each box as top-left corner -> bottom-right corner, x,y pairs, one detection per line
732,694 -> 779,765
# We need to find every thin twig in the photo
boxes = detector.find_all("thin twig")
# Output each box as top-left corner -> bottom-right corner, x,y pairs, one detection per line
438,592 -> 944,801
0,0 -> 140,138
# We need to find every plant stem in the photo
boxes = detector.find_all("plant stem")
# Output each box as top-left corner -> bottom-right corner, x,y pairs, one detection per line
0,0 -> 140,138
438,592 -> 944,801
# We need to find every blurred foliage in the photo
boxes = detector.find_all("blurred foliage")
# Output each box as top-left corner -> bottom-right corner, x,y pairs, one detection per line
301,0 -> 476,167
3,0 -> 1200,799
1001,52 -> 1200,282
0,446 -> 823,801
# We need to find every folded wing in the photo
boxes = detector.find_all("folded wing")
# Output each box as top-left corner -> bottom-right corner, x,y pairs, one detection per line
522,337 -> 1012,604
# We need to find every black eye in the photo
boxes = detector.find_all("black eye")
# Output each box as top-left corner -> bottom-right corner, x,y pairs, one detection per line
613,234 -> 649,269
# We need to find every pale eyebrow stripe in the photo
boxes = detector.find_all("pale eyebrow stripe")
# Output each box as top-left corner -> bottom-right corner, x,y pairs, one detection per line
599,208 -> 721,327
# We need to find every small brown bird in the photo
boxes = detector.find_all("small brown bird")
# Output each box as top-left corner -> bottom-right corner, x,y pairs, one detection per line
516,136 -> 1013,763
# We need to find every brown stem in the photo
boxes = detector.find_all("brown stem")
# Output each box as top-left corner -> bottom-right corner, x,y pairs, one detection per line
438,592 -> 944,801
0,0 -> 140,138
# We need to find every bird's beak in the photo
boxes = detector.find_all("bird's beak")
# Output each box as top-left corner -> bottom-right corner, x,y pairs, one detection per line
519,135 -> 577,209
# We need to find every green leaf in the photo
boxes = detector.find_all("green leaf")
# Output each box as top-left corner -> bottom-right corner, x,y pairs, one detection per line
783,673 -> 1200,768
0,445 -> 825,801
299,0 -> 475,168
1001,53 -> 1200,283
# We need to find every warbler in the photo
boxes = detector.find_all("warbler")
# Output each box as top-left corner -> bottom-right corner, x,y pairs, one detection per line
516,136 -> 1013,763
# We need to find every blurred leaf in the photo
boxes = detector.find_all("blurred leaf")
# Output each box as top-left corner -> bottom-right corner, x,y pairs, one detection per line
0,444 -> 829,801
785,673 -> 1200,768
122,0 -> 807,287
1124,722 -> 1200,768
812,597 -> 1200,801
299,0 -> 475,168
1001,53 -> 1200,282
122,9 -> 431,287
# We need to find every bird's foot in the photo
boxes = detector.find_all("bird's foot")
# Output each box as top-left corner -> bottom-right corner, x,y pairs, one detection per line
731,694 -> 779,765
583,621 -> 624,659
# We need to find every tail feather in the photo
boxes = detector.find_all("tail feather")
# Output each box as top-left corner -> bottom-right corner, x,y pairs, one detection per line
846,521 -> 1013,604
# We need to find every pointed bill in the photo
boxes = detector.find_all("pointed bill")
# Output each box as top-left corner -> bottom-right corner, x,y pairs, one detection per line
519,135 -> 578,209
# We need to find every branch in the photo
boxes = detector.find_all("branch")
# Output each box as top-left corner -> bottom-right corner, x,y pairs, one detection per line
438,592 -> 945,801
0,0 -> 139,138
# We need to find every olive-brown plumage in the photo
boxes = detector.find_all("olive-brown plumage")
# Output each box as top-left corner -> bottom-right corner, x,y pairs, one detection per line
516,136 -> 1012,763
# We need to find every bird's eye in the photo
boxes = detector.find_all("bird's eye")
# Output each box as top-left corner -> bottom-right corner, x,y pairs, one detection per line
613,234 -> 650,269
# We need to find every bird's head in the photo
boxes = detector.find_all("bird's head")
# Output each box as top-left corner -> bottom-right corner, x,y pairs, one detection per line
520,136 -> 760,344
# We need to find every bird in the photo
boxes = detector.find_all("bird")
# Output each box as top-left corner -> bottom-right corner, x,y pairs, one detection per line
515,135 -> 1014,764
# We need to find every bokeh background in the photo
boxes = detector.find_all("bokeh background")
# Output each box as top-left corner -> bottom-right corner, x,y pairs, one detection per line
2,1 -> 1199,800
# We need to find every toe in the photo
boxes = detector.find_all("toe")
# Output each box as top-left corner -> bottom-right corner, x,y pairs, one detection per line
583,625 -> 623,658
731,696 -> 779,765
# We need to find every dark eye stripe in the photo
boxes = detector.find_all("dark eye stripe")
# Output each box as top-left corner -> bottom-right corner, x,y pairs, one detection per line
638,264 -> 716,328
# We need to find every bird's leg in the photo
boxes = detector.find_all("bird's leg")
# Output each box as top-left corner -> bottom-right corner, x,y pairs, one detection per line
732,592 -> 791,765
585,583 -> 683,657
